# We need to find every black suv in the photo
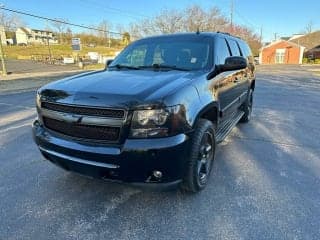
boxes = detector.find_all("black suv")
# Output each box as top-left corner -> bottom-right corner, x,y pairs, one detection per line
33,32 -> 255,192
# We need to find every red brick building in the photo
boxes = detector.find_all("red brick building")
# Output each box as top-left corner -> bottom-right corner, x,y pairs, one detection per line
259,40 -> 305,64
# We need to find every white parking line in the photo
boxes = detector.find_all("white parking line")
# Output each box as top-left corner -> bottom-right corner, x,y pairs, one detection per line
0,122 -> 31,134
0,102 -> 34,110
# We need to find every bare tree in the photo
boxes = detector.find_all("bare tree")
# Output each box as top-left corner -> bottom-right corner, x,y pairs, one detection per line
50,18 -> 68,43
116,23 -> 125,34
95,20 -> 113,46
154,9 -> 184,33
205,7 -> 229,32
184,5 -> 207,32
304,20 -> 314,34
97,20 -> 111,38
128,23 -> 142,40
127,4 -> 261,55
0,10 -> 24,30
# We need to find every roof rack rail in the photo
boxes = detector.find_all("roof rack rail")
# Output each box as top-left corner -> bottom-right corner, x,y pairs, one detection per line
217,31 -> 231,36
217,31 -> 241,39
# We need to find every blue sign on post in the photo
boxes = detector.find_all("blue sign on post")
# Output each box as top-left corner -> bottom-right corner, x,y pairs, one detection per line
71,38 -> 81,51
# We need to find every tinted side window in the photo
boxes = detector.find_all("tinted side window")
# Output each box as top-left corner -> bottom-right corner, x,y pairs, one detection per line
215,37 -> 231,65
227,39 -> 241,56
238,40 -> 254,66
238,41 -> 252,58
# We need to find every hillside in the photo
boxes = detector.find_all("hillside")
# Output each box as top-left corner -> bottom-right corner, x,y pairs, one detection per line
3,44 -> 123,60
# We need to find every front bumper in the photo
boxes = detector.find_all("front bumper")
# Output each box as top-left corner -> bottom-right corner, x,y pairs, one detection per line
32,120 -> 190,187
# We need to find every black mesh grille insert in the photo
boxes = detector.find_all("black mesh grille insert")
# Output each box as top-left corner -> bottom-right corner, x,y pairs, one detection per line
43,117 -> 120,141
41,102 -> 125,119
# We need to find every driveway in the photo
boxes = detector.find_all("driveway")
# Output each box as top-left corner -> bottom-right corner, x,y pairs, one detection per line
0,65 -> 319,239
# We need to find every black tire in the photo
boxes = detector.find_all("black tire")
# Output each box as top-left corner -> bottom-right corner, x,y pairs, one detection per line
181,119 -> 216,193
240,89 -> 253,123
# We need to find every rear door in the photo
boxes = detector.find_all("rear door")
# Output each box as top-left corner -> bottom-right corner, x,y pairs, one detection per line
238,40 -> 255,102
212,37 -> 240,119
226,38 -> 249,104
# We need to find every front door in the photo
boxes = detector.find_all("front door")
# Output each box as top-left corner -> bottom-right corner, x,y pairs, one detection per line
275,48 -> 285,64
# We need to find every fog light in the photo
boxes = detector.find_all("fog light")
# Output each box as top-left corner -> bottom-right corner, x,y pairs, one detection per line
153,170 -> 162,179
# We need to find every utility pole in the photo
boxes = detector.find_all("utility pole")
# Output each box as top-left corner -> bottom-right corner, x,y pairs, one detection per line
0,33 -> 7,76
230,0 -> 234,33
259,26 -> 263,44
47,36 -> 52,63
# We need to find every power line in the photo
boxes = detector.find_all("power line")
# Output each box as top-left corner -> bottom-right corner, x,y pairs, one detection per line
0,6 -> 127,36
78,0 -> 148,20
234,9 -> 258,30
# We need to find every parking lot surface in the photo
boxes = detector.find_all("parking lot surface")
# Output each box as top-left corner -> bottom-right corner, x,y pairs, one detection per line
0,65 -> 319,239
2,59 -> 79,75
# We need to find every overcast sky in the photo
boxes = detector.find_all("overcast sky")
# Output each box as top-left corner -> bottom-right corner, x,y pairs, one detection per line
1,0 -> 320,41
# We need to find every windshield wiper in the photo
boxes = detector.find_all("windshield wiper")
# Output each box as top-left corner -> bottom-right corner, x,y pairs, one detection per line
139,64 -> 190,71
109,64 -> 140,70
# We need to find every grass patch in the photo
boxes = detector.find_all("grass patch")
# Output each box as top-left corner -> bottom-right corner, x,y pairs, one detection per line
3,44 -> 122,59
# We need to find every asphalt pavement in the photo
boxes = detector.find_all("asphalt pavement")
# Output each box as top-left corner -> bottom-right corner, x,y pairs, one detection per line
2,59 -> 79,75
0,65 -> 319,240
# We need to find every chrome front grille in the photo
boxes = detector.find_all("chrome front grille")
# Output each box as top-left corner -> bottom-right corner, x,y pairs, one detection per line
40,101 -> 126,142
41,102 -> 125,119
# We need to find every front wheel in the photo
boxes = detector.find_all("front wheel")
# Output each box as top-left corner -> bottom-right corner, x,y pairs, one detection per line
182,119 -> 216,193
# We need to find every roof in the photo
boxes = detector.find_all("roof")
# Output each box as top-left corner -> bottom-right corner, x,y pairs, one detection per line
31,28 -> 54,33
261,40 -> 305,50
290,31 -> 320,50
136,31 -> 243,42
17,27 -> 30,34
16,27 -> 53,34
280,37 -> 290,41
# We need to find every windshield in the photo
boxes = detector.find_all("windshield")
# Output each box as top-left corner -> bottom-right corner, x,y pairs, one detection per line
110,37 -> 212,71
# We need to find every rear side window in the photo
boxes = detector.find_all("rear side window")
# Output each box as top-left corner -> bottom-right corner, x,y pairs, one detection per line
238,40 -> 254,66
238,41 -> 252,58
215,37 -> 231,65
227,39 -> 241,56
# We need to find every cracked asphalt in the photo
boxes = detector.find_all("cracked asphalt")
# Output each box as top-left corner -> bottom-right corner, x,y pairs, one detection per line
0,65 -> 320,239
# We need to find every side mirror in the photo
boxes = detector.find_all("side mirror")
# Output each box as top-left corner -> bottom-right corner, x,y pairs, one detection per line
106,59 -> 113,67
220,56 -> 248,72
207,56 -> 248,80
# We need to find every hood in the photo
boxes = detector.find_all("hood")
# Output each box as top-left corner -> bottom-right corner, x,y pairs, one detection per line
39,70 -> 198,109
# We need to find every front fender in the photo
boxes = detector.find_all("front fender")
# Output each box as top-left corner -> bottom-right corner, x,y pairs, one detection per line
163,84 -> 203,130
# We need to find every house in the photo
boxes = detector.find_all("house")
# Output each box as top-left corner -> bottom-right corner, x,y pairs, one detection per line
16,27 -> 58,45
259,40 -> 305,64
288,34 -> 305,41
305,45 -> 320,60
290,31 -> 320,50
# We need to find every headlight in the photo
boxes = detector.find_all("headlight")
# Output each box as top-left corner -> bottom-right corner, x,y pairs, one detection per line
136,109 -> 169,126
36,92 -> 41,108
129,105 -> 188,138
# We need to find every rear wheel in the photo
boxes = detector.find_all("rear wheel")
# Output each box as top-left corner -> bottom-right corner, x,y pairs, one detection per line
240,89 -> 253,123
182,119 -> 216,193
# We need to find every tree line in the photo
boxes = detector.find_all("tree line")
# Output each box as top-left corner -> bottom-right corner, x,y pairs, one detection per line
1,5 -> 262,54
129,5 -> 261,55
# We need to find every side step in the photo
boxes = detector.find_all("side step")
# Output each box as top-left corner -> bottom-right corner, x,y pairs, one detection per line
216,111 -> 244,143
